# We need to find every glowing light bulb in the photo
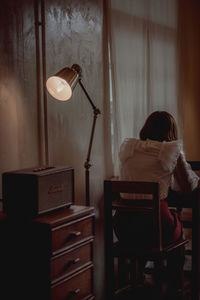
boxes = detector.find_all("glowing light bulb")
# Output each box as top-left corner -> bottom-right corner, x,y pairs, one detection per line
46,76 -> 72,101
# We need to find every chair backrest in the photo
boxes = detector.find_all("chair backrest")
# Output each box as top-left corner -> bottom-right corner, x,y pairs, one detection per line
104,179 -> 162,253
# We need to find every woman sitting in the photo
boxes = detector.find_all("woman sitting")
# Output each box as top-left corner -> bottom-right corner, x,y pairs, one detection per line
114,111 -> 200,293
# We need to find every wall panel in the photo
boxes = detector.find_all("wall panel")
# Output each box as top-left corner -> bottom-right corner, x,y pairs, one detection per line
178,0 -> 200,160
0,0 -> 40,197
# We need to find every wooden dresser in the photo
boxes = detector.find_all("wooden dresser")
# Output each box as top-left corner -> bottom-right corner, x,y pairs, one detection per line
0,205 -> 95,300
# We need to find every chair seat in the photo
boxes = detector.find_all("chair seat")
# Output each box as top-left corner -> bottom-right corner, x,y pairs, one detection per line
113,238 -> 188,260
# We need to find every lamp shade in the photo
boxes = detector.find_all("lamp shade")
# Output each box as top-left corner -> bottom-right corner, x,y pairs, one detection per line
46,66 -> 80,101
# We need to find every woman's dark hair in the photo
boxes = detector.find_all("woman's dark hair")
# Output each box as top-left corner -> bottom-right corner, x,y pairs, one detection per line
139,111 -> 178,142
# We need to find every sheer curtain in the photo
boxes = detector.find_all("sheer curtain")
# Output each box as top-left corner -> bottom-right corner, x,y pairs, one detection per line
107,0 -> 181,175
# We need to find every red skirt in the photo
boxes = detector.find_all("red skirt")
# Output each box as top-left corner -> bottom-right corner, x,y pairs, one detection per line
113,199 -> 182,246
160,199 -> 182,245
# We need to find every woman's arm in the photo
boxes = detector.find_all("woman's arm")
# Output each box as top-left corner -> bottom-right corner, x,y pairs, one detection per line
171,152 -> 200,193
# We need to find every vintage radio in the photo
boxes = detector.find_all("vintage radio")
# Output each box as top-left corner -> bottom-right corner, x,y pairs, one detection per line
2,166 -> 74,217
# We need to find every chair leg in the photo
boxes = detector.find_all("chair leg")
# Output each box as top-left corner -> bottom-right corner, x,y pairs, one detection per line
130,259 -> 138,287
154,258 -> 165,299
117,258 -> 145,289
118,258 -> 130,288
106,256 -> 115,299
166,246 -> 185,298
135,258 -> 146,286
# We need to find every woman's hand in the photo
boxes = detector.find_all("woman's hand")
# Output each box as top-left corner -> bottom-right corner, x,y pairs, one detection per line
173,153 -> 200,193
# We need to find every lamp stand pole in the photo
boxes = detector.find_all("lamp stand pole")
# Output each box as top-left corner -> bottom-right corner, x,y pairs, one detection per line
78,79 -> 101,206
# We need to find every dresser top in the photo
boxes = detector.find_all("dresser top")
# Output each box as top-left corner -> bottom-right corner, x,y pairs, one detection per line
32,205 -> 95,227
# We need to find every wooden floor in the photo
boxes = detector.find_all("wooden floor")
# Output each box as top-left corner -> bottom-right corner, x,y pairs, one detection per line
115,228 -> 193,300
113,250 -> 193,300
115,269 -> 192,300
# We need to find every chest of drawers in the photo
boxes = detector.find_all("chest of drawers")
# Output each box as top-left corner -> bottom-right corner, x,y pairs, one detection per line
0,205 -> 95,300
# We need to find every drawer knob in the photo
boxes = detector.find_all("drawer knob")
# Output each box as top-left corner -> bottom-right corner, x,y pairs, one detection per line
71,231 -> 81,237
66,288 -> 80,299
65,258 -> 80,270
72,257 -> 80,264
65,231 -> 82,243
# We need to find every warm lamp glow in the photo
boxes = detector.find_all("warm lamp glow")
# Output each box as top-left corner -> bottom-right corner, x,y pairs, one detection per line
46,65 -> 80,101
46,76 -> 72,101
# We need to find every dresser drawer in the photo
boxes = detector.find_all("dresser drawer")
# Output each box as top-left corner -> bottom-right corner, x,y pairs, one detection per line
51,241 -> 93,283
51,266 -> 93,300
51,216 -> 93,255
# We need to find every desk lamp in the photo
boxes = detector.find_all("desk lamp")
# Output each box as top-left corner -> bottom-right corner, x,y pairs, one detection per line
46,64 -> 101,206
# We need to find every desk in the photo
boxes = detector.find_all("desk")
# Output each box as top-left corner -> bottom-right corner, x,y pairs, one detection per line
167,188 -> 200,300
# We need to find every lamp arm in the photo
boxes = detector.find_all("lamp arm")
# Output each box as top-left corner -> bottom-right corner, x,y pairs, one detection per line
78,79 -> 101,206
78,79 -> 99,111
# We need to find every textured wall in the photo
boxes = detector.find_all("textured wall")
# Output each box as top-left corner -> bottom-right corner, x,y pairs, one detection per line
178,0 -> 200,160
0,0 -> 40,197
0,0 -> 105,299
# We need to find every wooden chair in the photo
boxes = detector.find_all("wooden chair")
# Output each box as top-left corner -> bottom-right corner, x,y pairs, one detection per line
104,179 -> 188,299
